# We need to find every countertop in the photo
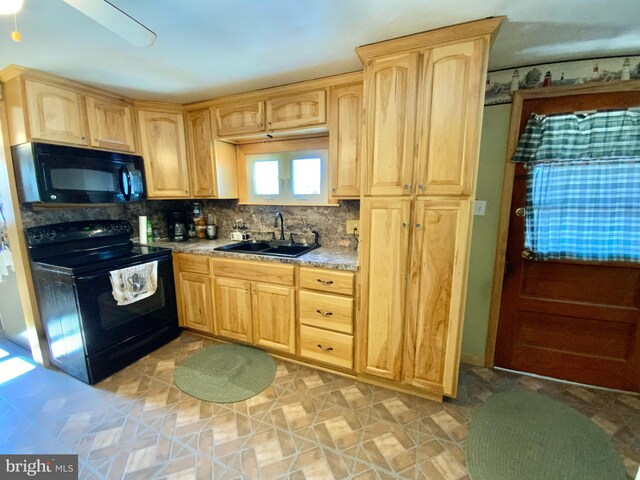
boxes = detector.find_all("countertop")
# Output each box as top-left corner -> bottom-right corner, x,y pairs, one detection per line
146,238 -> 359,272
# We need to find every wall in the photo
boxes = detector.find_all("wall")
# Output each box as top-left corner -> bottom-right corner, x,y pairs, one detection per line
20,199 -> 360,249
461,104 -> 511,362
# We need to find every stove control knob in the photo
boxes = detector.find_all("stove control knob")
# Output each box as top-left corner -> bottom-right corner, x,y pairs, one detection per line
105,224 -> 112,230
114,224 -> 121,230
44,229 -> 56,238
30,231 -> 43,241
122,222 -> 131,232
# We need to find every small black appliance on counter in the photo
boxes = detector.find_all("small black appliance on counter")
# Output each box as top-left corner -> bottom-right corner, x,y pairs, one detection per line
167,211 -> 188,242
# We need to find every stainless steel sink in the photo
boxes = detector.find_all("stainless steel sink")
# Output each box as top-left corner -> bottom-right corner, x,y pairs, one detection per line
215,240 -> 319,258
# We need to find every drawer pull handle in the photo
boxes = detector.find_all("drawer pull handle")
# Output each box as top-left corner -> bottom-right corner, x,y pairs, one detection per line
316,309 -> 333,317
317,344 -> 334,352
317,279 -> 334,285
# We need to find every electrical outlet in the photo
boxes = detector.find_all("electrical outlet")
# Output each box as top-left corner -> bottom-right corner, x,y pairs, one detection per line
346,220 -> 359,235
474,200 -> 487,216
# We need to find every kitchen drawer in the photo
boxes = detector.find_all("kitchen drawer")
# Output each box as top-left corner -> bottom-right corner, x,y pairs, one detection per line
176,253 -> 210,275
299,267 -> 354,296
299,291 -> 353,334
300,325 -> 353,369
211,258 -> 295,286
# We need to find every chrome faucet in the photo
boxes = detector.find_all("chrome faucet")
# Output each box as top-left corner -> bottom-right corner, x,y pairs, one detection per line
274,212 -> 285,240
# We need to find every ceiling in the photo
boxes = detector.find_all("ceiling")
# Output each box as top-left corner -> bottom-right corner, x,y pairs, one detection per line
0,0 -> 638,103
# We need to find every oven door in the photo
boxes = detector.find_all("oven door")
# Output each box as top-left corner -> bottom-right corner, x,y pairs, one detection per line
73,254 -> 178,356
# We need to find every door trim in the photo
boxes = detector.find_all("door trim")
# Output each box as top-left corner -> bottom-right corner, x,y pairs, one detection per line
484,79 -> 640,368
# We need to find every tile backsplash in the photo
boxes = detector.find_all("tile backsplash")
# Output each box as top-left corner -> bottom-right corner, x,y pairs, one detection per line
20,199 -> 360,249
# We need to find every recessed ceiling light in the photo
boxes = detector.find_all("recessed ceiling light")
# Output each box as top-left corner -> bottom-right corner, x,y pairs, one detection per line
0,0 -> 24,16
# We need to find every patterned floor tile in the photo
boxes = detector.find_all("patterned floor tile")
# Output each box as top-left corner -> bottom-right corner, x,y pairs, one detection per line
1,332 -> 639,480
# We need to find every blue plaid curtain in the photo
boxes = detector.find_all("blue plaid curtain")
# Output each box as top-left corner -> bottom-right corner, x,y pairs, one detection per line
513,110 -> 640,262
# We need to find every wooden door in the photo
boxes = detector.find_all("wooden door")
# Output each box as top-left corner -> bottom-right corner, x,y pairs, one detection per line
251,283 -> 295,353
85,96 -> 136,152
329,83 -> 362,197
214,277 -> 253,342
137,109 -> 190,198
362,53 -> 418,196
266,90 -> 326,130
186,109 -> 217,197
404,199 -> 472,396
179,272 -> 214,334
416,40 -> 486,196
358,197 -> 411,379
495,92 -> 640,392
24,79 -> 87,145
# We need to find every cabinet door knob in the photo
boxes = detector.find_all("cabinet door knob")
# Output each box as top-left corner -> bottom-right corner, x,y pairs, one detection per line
403,184 -> 410,190
316,309 -> 333,317
332,188 -> 337,192
522,249 -> 534,260
317,344 -> 334,352
252,289 -> 257,294
415,223 -> 423,230
417,184 -> 425,191
515,207 -> 526,217
243,288 -> 249,293
401,222 -> 408,229
317,279 -> 333,285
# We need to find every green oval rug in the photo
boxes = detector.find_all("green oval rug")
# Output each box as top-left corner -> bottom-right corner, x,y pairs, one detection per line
173,344 -> 276,403
466,389 -> 626,480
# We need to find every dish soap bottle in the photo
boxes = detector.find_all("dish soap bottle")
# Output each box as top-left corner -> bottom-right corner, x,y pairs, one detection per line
146,218 -> 153,244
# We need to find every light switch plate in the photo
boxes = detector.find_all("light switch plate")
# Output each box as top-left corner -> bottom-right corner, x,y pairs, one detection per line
474,200 -> 487,216
346,220 -> 359,235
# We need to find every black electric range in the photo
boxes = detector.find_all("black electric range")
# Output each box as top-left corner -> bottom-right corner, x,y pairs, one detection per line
27,220 -> 180,384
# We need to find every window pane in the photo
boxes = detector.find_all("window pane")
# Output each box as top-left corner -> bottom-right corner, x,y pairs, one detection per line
525,160 -> 640,262
253,160 -> 279,195
292,158 -> 321,195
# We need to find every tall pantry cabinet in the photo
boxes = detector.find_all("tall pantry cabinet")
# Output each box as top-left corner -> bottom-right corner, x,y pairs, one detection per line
357,17 -> 503,398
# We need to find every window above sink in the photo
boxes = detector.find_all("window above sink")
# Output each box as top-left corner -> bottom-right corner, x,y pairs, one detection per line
237,137 -> 335,206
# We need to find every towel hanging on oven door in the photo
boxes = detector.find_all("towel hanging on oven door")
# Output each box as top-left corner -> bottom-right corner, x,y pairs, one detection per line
109,260 -> 158,306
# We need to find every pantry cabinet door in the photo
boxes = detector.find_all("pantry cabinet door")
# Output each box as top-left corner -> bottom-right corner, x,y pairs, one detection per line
179,272 -> 214,334
358,197 -> 412,380
214,277 -> 253,343
404,199 -> 472,396
329,83 -> 362,197
252,283 -> 295,353
138,109 -> 190,198
85,96 -> 136,152
416,40 -> 487,196
25,79 -> 87,145
362,53 -> 419,196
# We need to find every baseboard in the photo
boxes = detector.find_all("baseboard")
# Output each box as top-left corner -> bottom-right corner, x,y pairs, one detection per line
460,354 -> 485,367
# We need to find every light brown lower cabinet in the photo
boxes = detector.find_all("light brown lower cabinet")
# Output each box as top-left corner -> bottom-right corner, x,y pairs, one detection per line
213,277 -> 253,342
359,197 -> 472,397
177,271 -> 214,334
213,278 -> 295,353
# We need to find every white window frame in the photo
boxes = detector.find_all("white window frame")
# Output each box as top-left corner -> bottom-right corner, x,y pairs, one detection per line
238,138 -> 331,206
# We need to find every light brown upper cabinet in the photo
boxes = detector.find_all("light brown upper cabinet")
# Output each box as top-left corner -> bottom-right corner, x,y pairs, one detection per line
415,40 -> 486,196
266,90 -> 326,130
85,96 -> 136,152
185,109 -> 239,198
329,83 -> 362,198
361,40 -> 488,197
213,101 -> 265,137
137,109 -> 190,198
24,79 -> 88,146
403,199 -> 471,396
362,53 -> 419,196
358,197 -> 411,380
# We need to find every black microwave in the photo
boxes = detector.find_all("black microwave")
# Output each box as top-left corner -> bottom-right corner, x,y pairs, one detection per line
12,143 -> 146,204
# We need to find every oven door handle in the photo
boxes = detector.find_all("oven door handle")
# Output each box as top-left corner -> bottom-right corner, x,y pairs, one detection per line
119,164 -> 132,201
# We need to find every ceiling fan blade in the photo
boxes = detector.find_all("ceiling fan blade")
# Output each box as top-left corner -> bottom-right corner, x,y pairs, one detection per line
63,0 -> 157,46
